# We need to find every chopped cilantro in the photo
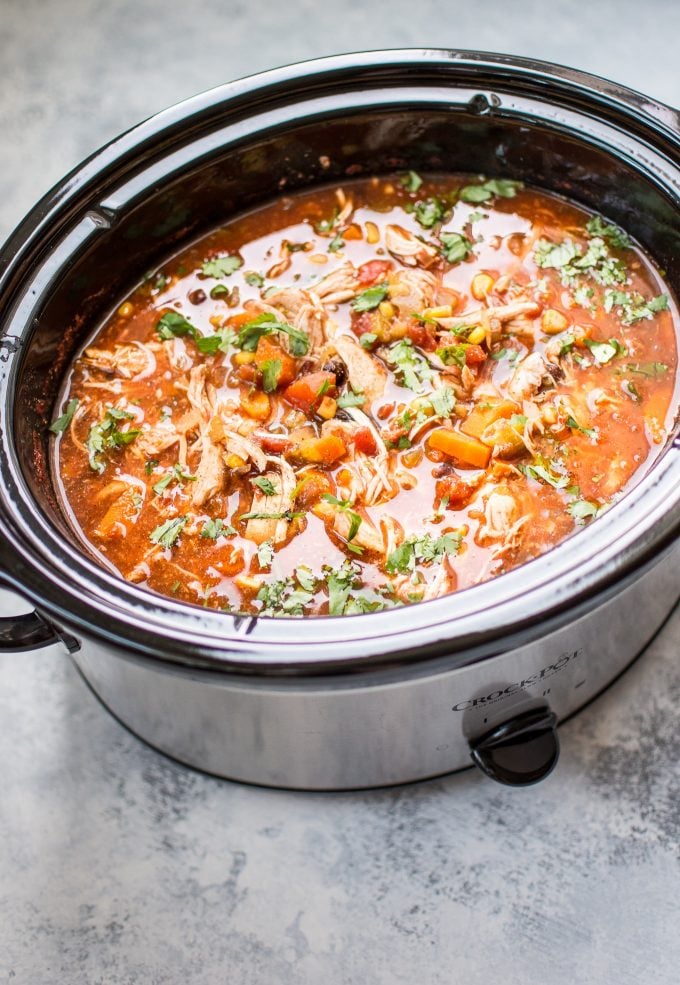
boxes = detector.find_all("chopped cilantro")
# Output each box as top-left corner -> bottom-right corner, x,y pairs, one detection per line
429,386 -> 455,418
239,509 -> 304,522
200,255 -> 242,278
260,359 -> 282,393
50,398 -> 79,434
400,171 -> 423,193
325,559 -> 361,615
458,178 -> 522,203
566,416 -> 597,439
439,232 -> 473,264
245,271 -> 265,288
201,518 -> 235,539
237,312 -> 309,357
257,577 -> 314,617
411,196 -> 447,229
252,476 -> 278,496
153,464 -> 195,495
568,499 -> 600,523
584,338 -> 625,364
359,332 -> 378,350
195,327 -> 237,356
321,493 -> 362,547
619,361 -> 668,377
385,532 -> 461,575
144,459 -> 159,475
520,461 -> 570,489
585,217 -> 631,250
388,338 -> 435,393
603,289 -> 669,325
156,311 -> 197,341
352,283 -> 389,312
256,539 -> 275,568
436,344 -> 467,369
86,407 -> 139,473
295,566 -> 317,593
150,516 -> 187,549
337,388 -> 366,409
328,232 -> 345,253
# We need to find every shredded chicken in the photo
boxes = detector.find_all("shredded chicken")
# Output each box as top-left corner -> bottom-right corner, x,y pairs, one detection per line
191,432 -> 225,507
384,225 -> 438,268
244,461 -> 296,545
83,342 -> 156,380
332,335 -> 387,407
507,352 -> 555,402
388,268 -> 438,315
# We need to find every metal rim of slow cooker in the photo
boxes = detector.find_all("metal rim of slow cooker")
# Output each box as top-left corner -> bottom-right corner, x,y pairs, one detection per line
0,48 -> 679,675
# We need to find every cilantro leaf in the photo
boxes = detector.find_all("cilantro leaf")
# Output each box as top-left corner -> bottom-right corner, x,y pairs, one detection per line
256,539 -> 275,569
257,577 -> 313,617
245,271 -> 265,288
411,197 -> 447,229
85,407 -> 139,473
566,415 -> 597,439
324,559 -> 361,616
439,232 -> 473,264
200,255 -> 242,278
237,312 -> 309,357
584,338 -> 626,364
352,283 -> 389,312
156,311 -> 197,341
260,359 -> 282,393
400,171 -> 423,193
388,338 -> 435,393
436,344 -> 467,369
585,217 -> 631,250
603,289 -> 669,325
252,476 -> 277,496
337,388 -> 366,409
195,327 -> 237,355
359,332 -> 378,350
459,178 -> 522,203
321,493 -> 362,548
50,398 -> 79,434
429,385 -> 455,418
150,516 -> 187,549
568,499 -> 600,523
201,518 -> 236,540
520,461 -> 570,489
385,532 -> 461,575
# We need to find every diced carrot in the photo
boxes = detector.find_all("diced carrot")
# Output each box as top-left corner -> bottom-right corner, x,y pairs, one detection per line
357,259 -> 393,285
94,487 -> 140,540
284,372 -> 336,415
227,311 -> 255,330
354,426 -> 378,456
461,399 -> 520,439
241,388 -> 271,420
464,344 -> 487,366
253,335 -> 297,387
342,223 -> 363,241
428,428 -> 491,469
296,435 -> 347,466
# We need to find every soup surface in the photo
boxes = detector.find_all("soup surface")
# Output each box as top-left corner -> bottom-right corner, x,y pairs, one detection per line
53,175 -> 679,616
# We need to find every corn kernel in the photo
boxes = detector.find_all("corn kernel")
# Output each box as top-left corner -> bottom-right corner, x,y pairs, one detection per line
379,301 -> 395,319
422,305 -> 453,319
117,301 -> 134,318
209,314 -> 224,328
308,254 -> 328,264
542,405 -> 558,425
467,326 -> 486,345
471,273 -> 494,300
541,308 -> 570,334
365,221 -> 380,244
401,447 -> 423,469
317,396 -> 337,420
233,351 -> 255,366
225,453 -> 247,469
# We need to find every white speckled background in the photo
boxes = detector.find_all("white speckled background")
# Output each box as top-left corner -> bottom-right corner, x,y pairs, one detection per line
1,2 -> 679,982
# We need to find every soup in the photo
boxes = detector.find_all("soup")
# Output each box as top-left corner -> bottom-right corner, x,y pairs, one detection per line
52,175 -> 679,616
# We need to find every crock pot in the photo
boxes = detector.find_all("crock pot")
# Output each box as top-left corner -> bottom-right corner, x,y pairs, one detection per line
0,50 -> 678,789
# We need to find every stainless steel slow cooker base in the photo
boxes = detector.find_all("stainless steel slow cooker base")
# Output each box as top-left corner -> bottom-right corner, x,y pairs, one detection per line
1,51 -> 679,788
70,546 -> 678,789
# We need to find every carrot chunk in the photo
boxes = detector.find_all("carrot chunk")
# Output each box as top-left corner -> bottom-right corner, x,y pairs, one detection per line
253,336 -> 297,387
296,435 -> 347,466
427,428 -> 491,469
284,372 -> 336,415
460,399 -> 520,439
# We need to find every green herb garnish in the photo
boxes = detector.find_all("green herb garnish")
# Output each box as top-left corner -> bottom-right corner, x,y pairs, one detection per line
50,398 -> 79,435
150,516 -> 187,549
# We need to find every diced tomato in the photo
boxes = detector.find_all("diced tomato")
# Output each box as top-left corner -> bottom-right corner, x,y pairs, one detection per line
283,371 -> 337,415
464,344 -> 487,366
435,473 -> 476,510
253,335 -> 297,387
256,432 -> 293,454
351,310 -> 375,339
406,320 -> 437,351
357,260 -> 393,285
236,364 -> 258,383
353,426 -> 378,456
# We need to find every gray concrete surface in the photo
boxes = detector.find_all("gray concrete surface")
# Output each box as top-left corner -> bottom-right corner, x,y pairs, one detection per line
1,1 -> 679,982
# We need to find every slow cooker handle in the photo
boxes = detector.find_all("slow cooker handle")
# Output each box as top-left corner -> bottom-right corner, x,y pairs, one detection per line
469,707 -> 559,785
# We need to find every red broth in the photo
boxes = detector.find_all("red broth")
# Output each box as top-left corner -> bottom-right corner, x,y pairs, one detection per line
52,175 -> 679,616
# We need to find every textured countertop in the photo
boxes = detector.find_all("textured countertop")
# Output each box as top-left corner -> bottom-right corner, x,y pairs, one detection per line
1,2 -> 679,982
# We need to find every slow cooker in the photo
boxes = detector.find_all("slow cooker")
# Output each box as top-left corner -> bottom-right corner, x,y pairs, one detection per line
0,50 -> 678,789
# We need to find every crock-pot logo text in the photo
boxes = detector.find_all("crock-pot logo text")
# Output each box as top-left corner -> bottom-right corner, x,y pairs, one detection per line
451,648 -> 583,711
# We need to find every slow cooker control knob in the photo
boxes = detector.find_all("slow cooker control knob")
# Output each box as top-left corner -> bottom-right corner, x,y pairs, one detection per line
469,706 -> 559,785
